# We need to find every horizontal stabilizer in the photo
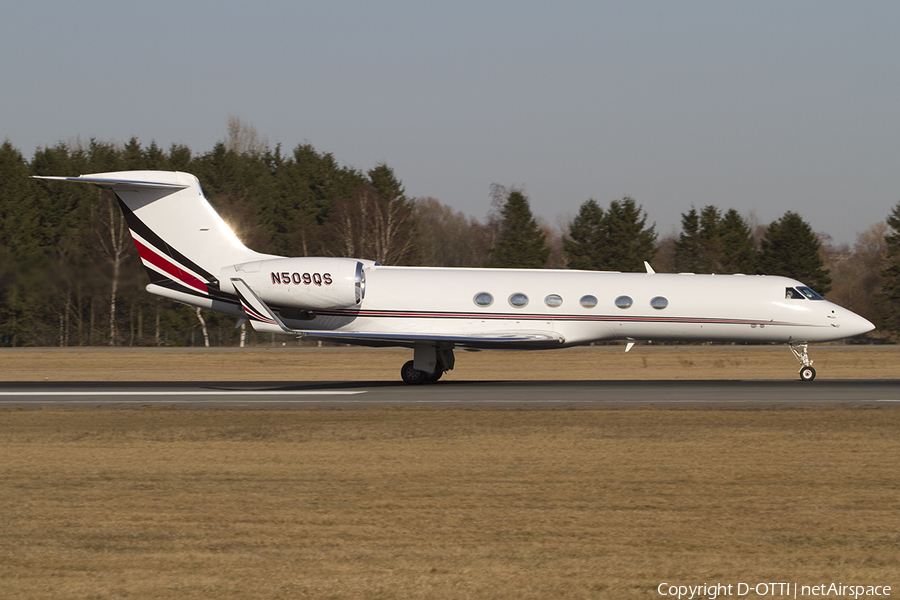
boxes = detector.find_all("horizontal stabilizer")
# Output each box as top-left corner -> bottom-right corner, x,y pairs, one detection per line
32,174 -> 190,190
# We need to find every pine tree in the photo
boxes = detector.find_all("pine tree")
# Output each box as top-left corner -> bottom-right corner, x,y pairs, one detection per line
758,211 -> 831,294
168,144 -> 192,171
719,209 -> 757,273
487,190 -> 549,268
144,141 -> 169,170
369,163 -> 405,200
122,137 -> 144,169
0,141 -> 47,262
674,206 -> 756,273
674,208 -> 703,272
563,199 -> 605,270
602,197 -> 657,272
274,144 -> 367,256
564,197 -> 656,272
0,141 -> 44,345
675,206 -> 723,272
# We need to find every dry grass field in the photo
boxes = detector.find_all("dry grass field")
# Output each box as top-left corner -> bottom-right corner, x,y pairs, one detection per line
2,408 -> 899,599
2,347 -> 899,599
1,344 -> 899,381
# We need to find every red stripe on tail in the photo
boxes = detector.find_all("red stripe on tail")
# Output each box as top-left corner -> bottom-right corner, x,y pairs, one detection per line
133,238 -> 208,294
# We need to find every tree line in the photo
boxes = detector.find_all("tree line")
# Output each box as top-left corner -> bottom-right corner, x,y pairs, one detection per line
0,122 -> 417,348
1,125 -> 899,346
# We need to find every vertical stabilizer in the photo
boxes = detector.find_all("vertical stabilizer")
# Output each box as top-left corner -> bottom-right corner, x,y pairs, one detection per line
34,170 -> 276,299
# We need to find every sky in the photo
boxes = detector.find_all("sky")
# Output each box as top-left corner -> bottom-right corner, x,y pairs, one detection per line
2,1 -> 899,245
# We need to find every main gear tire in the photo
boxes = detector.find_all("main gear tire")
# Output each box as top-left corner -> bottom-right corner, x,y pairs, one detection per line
400,360 -> 429,385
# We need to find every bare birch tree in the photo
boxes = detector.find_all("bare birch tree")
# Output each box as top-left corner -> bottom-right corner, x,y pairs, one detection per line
194,307 -> 210,347
225,116 -> 268,156
93,189 -> 131,346
328,186 -> 417,264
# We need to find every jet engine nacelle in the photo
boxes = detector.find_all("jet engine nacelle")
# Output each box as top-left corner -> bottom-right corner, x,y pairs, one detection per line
219,257 -> 369,310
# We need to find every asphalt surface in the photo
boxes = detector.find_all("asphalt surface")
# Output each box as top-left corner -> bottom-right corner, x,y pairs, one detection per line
1,380 -> 899,408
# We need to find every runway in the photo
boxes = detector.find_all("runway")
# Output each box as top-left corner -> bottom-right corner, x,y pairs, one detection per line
1,380 -> 900,408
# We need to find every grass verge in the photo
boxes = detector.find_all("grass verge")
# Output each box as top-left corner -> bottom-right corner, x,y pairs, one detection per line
1,344 -> 898,382
2,408 -> 899,599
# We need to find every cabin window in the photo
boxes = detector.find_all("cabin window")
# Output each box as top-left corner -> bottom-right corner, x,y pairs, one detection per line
544,294 -> 563,307
615,295 -> 633,309
785,287 -> 805,300
509,293 -> 529,307
580,295 -> 598,308
650,296 -> 668,309
474,292 -> 493,307
797,286 -> 824,300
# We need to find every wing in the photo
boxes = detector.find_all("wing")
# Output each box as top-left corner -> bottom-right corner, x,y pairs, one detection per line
292,329 -> 564,349
230,277 -> 564,349
231,277 -> 286,329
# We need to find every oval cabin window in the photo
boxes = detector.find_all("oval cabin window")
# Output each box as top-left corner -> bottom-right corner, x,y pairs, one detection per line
580,295 -> 598,308
615,295 -> 633,309
544,294 -> 563,307
509,293 -> 529,307
650,296 -> 668,309
474,292 -> 493,307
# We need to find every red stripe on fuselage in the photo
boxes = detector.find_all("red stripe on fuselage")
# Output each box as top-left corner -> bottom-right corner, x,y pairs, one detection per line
133,238 -> 207,294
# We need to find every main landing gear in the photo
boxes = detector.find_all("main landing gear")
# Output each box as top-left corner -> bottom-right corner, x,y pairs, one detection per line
400,344 -> 455,385
789,342 -> 816,381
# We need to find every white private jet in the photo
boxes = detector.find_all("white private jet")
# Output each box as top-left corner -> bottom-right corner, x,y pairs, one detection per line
34,170 -> 875,383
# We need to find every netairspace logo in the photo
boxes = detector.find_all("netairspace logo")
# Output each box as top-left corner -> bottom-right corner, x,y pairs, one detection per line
657,582 -> 892,599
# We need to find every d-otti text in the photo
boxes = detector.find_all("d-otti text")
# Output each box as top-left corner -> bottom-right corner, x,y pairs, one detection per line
657,582 -> 891,599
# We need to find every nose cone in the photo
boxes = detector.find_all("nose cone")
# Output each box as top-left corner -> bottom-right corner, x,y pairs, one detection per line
841,308 -> 875,338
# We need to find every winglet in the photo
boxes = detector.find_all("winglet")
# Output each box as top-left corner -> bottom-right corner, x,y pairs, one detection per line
644,261 -> 655,274
231,278 -> 293,333
625,338 -> 635,352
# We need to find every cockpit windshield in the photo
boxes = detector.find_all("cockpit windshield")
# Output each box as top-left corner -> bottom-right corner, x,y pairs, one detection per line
796,286 -> 824,300
786,286 -> 825,300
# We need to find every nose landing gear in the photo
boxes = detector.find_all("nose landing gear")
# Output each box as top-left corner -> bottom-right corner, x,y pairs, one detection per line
799,365 -> 816,381
789,342 -> 816,381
